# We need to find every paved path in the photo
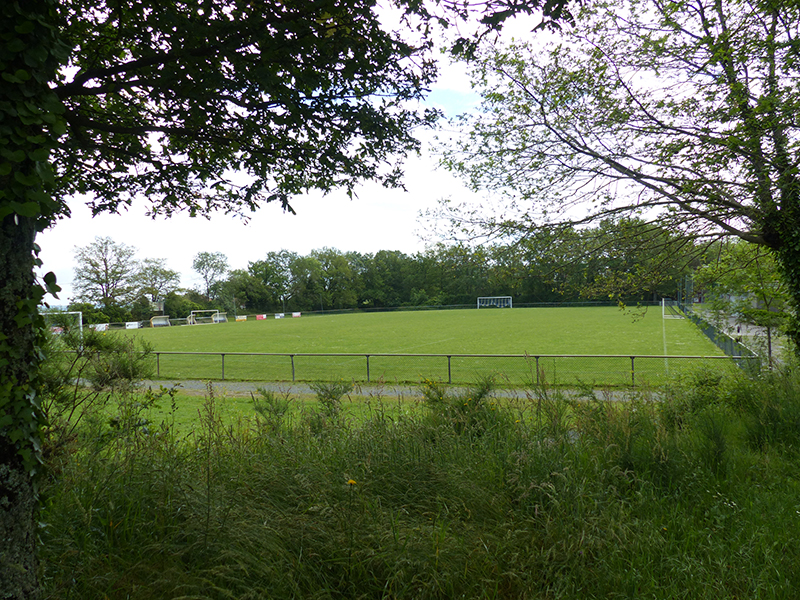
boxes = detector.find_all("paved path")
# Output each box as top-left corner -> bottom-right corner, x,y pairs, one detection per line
140,379 -> 426,398
139,379 -> 642,401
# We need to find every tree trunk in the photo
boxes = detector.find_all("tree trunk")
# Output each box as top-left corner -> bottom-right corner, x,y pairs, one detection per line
778,255 -> 800,356
1,2 -> 64,596
766,325 -> 773,369
0,215 -> 41,599
772,201 -> 800,355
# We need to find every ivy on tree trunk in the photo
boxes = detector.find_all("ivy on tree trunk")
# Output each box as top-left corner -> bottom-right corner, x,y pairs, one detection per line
0,1 -> 64,596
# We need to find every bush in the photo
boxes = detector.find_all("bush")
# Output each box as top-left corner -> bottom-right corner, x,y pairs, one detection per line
420,375 -> 507,436
734,364 -> 800,451
40,328 -> 154,458
251,387 -> 293,432
659,368 -> 731,431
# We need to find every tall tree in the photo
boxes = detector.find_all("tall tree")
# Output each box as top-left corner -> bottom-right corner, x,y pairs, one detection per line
695,241 -> 789,366
288,255 -> 325,312
218,268 -> 272,314
249,250 -> 298,312
440,0 -> 800,349
1,1 -> 572,595
192,251 -> 229,301
366,250 -> 417,307
72,236 -> 139,313
133,258 -> 181,303
435,243 -> 492,304
1,2 -> 65,594
311,247 -> 361,310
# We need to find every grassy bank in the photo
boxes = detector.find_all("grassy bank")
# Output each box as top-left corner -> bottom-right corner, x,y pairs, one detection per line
38,366 -> 800,599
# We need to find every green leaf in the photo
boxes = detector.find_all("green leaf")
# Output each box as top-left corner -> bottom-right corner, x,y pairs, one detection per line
6,38 -> 26,53
36,162 -> 55,185
14,171 -> 38,187
13,202 -> 42,217
2,148 -> 26,162
15,21 -> 36,34
43,272 -> 60,296
27,147 -> 49,161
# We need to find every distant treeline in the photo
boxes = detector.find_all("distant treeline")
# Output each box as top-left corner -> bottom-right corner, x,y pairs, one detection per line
66,219 -> 706,323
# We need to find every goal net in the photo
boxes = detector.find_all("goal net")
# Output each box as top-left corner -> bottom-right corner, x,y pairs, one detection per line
662,299 -> 685,319
150,315 -> 171,327
477,296 -> 513,309
188,310 -> 227,325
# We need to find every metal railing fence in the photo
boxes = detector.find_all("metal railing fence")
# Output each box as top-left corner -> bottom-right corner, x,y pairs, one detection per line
148,351 -> 755,388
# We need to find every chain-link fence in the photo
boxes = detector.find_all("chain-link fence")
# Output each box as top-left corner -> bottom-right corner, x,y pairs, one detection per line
679,304 -> 762,375
150,351 -> 755,387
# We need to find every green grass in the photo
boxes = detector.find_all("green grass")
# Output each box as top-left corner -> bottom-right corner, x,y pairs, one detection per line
130,306 -> 714,354
39,367 -> 800,599
113,307 -> 745,386
140,385 -> 424,434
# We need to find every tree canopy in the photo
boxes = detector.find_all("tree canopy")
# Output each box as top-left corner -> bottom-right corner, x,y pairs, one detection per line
695,241 -> 789,365
192,251 -> 229,300
1,0 -> 574,595
133,258 -> 181,303
68,220 -> 700,322
52,0 -> 435,218
49,0 -> 574,220
439,0 -> 800,346
72,236 -> 139,319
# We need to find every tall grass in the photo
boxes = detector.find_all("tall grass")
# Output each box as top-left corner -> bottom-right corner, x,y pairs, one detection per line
39,366 -> 800,599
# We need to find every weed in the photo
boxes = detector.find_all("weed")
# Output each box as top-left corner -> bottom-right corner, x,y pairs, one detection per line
251,387 -> 293,432
310,379 -> 353,419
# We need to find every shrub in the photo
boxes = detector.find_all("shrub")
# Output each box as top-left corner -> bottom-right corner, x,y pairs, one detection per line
735,364 -> 800,451
304,380 -> 354,434
420,375 -> 506,436
659,368 -> 731,431
251,387 -> 293,433
40,328 -> 154,459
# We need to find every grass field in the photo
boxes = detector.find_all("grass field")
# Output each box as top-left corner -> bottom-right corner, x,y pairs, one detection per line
113,307 -> 745,386
40,368 -> 800,599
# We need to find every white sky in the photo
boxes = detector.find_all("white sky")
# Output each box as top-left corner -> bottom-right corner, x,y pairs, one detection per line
37,60 -> 484,304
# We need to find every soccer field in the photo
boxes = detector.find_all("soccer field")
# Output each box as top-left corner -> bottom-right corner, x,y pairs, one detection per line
132,306 -> 719,354
120,307 -> 744,386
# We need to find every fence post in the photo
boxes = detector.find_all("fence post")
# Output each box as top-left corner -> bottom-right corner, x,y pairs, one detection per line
631,356 -> 635,387
221,353 -> 225,380
447,356 -> 452,384
291,355 -> 295,382
156,352 -> 160,378
366,355 -> 370,383
535,356 -> 540,386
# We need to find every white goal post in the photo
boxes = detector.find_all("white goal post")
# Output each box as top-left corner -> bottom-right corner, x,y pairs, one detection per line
188,310 -> 228,325
662,298 -> 685,319
477,296 -> 513,309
